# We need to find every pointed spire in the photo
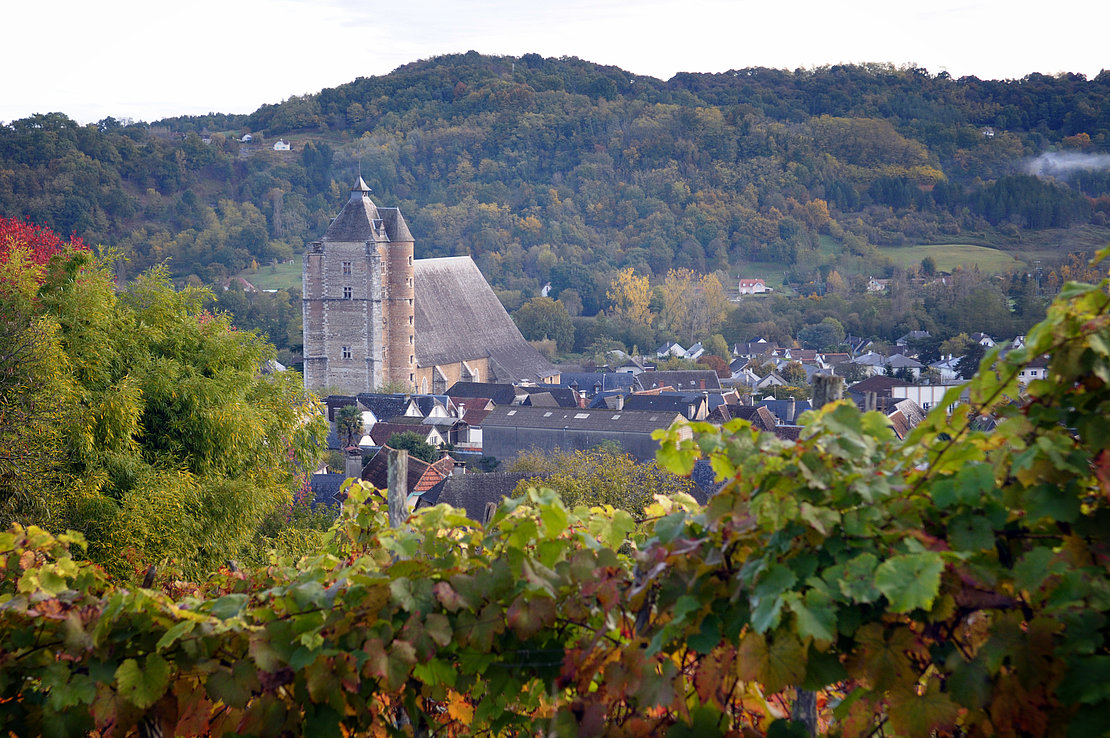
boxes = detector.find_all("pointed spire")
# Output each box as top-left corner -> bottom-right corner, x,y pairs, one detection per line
350,176 -> 372,202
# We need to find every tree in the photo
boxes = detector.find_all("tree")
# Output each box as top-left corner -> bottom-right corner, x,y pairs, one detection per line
921,255 -> 937,276
386,431 -> 439,463
606,267 -> 652,329
13,250 -> 326,577
798,317 -> 845,350
704,333 -> 731,361
508,446 -> 694,518
336,405 -> 364,448
955,341 -> 986,379
513,297 -> 574,352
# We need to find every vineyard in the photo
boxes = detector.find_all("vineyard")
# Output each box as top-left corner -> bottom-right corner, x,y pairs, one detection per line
2,256 -> 1110,736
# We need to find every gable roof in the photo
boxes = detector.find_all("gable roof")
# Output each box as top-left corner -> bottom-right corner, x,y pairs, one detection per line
414,257 -> 557,383
482,405 -> 683,434
447,381 -> 520,406
356,393 -> 409,422
555,372 -> 642,395
417,472 -> 541,522
847,375 -> 911,396
520,384 -> 579,408
361,446 -> 451,496
639,370 -> 721,391
367,421 -> 441,447
310,473 -> 348,509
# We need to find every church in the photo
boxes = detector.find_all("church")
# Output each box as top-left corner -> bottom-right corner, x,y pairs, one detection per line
302,178 -> 560,395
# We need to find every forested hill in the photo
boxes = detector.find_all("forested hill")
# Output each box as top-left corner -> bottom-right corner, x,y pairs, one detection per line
3,52 -> 1110,297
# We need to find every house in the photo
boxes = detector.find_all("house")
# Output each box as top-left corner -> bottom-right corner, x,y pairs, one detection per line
685,342 -> 705,361
454,398 -> 494,451
886,399 -> 928,440
416,472 -> 542,523
707,404 -> 778,432
886,353 -> 924,380
896,330 -> 930,347
846,375 -> 911,413
970,332 -> 996,347
480,406 -> 684,463
239,133 -> 253,143
738,278 -> 768,296
366,421 -> 446,448
361,446 -> 453,504
1017,355 -> 1050,386
553,372 -> 641,398
623,392 -> 711,421
446,381 -> 522,406
757,398 -> 812,425
656,341 -> 687,359
615,357 -> 648,376
867,277 -> 890,293
891,384 -> 965,414
273,139 -> 291,151
929,355 -> 962,383
639,370 -> 721,392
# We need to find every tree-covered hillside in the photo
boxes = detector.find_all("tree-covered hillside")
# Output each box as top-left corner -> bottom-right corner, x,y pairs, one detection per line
3,53 -> 1109,300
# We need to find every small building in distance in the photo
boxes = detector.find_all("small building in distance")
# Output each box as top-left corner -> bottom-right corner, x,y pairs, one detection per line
273,139 -> 291,151
738,278 -> 768,296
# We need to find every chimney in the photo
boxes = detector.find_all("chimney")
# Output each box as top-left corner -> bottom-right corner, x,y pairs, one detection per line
616,393 -> 624,411
699,379 -> 706,389
594,381 -> 602,396
788,395 -> 796,424
345,449 -> 363,480
457,402 -> 466,419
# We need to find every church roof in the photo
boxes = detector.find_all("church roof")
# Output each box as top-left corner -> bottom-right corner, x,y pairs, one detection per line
319,179 -> 413,244
414,257 -> 558,383
321,182 -> 382,243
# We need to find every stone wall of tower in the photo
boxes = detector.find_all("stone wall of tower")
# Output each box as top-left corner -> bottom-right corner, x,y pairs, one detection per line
381,236 -> 416,389
302,240 -> 384,393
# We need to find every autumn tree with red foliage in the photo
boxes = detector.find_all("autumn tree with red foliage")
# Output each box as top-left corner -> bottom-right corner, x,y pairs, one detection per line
0,216 -> 86,268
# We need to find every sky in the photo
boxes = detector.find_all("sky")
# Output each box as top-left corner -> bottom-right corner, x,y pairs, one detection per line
4,0 -> 1108,125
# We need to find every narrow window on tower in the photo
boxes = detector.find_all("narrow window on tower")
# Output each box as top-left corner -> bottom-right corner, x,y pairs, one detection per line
408,315 -> 413,325
343,286 -> 353,299
409,335 -> 414,345
342,261 -> 352,275
407,255 -> 413,265
410,355 -> 414,364
342,346 -> 352,360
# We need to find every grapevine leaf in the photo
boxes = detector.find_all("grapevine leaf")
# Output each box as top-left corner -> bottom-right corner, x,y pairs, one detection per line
115,654 -> 170,709
874,553 -> 944,613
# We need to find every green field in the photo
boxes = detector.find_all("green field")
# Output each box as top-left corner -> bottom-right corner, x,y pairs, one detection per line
238,261 -> 302,291
877,244 -> 1024,274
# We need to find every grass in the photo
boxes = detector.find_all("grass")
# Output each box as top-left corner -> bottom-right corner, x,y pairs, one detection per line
876,244 -> 1024,274
238,261 -> 302,291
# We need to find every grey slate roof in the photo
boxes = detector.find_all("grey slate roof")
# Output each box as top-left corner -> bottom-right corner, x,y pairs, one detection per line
520,385 -> 579,408
756,399 -> 813,425
414,257 -> 558,383
356,394 -> 409,422
555,373 -> 642,396
639,370 -> 721,391
310,473 -> 349,509
482,406 -> 683,434
417,472 -> 542,522
447,381 -> 520,406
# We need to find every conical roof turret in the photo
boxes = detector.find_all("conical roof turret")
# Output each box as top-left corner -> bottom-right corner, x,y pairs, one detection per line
322,177 -> 381,242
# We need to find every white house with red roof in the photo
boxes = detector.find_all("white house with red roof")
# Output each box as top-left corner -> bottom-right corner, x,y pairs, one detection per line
738,278 -> 768,295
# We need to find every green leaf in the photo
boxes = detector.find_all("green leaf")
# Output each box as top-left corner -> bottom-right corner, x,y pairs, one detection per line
835,552 -> 881,603
787,588 -> 837,645
155,620 -> 194,652
653,512 -> 687,543
687,614 -> 721,655
874,553 -> 945,613
115,654 -> 170,709
209,593 -> 248,620
948,513 -> 995,551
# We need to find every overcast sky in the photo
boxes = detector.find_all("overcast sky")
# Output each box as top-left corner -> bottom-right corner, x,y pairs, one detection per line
4,0 -> 1108,125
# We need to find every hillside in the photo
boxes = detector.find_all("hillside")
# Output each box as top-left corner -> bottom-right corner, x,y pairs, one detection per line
2,53 -> 1109,318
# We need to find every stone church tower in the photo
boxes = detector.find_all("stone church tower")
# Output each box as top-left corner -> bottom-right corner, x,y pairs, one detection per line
302,178 -> 416,393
